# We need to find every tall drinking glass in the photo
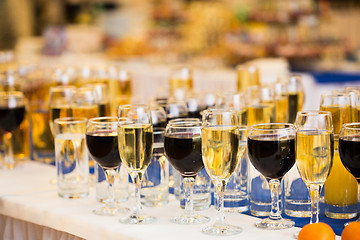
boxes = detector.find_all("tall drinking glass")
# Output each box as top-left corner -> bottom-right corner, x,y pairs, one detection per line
339,123 -> 360,223
164,120 -> 210,224
248,123 -> 296,229
86,117 -> 130,215
295,111 -> 334,225
0,91 -> 26,169
201,109 -> 242,235
287,75 -> 304,123
216,91 -> 248,125
118,104 -> 156,224
49,86 -> 75,134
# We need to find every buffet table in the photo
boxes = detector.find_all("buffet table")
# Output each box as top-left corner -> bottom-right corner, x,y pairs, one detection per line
0,161 -> 322,240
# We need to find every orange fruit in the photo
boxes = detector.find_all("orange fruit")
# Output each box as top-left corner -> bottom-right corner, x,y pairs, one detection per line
298,222 -> 335,240
342,221 -> 360,240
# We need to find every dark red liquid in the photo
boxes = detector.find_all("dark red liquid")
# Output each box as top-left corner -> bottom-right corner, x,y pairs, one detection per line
187,110 -> 203,120
339,136 -> 360,182
164,133 -> 203,177
0,106 -> 26,132
86,131 -> 121,169
153,121 -> 167,129
248,135 -> 296,180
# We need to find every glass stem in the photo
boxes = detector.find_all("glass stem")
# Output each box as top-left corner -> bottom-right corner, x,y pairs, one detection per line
131,172 -> 143,217
268,179 -> 282,221
3,132 -> 14,168
214,179 -> 227,227
183,176 -> 195,218
104,168 -> 117,206
308,184 -> 321,224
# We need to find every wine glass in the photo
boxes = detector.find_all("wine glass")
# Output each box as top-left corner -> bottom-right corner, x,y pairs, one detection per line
201,109 -> 242,235
164,120 -> 210,224
338,123 -> 360,223
49,86 -> 75,134
295,111 -> 334,226
246,85 -> 275,126
86,117 -> 129,215
83,83 -> 111,117
248,123 -> 296,229
118,104 -> 156,224
0,91 -> 26,169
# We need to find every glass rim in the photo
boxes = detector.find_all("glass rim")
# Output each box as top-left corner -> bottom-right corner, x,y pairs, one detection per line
201,108 -> 237,115
167,121 -> 201,128
118,103 -> 149,110
250,123 -> 295,131
54,117 -> 87,125
88,116 -> 120,124
296,110 -> 332,116
168,118 -> 201,123
342,122 -> 360,129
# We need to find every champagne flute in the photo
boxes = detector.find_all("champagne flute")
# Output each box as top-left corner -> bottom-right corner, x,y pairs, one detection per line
86,117 -> 130,216
0,91 -> 26,169
339,123 -> 360,223
201,109 -> 242,235
164,120 -> 210,224
295,111 -> 334,225
118,104 -> 156,224
248,123 -> 296,229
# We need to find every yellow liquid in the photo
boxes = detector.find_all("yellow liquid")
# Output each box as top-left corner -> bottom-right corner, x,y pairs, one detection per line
320,105 -> 351,136
236,67 -> 259,92
247,103 -> 274,126
118,124 -> 153,172
109,79 -> 132,116
169,77 -> 193,94
72,105 -> 99,119
202,126 -> 239,181
352,106 -> 360,123
275,95 -> 289,123
296,130 -> 334,185
324,151 -> 358,206
31,109 -> 54,161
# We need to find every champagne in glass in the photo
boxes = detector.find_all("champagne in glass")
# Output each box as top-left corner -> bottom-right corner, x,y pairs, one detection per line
86,117 -> 129,216
118,104 -> 156,224
274,81 -> 289,123
246,85 -> 275,126
320,93 -> 357,219
164,120 -> 210,224
248,123 -> 296,230
169,66 -> 193,96
295,111 -> 334,229
201,109 -> 242,235
71,87 -> 99,119
236,64 -> 260,92
0,91 -> 26,169
216,91 -> 248,125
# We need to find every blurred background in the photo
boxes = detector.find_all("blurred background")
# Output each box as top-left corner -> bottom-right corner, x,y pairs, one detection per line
1,0 -> 360,71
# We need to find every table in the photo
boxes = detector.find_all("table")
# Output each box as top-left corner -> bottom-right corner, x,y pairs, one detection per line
0,161 -> 325,240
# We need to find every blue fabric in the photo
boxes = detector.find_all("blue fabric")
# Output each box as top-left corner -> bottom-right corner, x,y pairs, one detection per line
310,71 -> 360,84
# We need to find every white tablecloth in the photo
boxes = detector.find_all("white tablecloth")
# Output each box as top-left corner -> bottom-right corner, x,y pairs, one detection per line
0,161 -> 317,240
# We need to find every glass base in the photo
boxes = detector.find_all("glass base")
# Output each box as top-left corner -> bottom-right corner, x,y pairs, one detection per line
170,214 -> 210,225
255,217 -> 294,230
93,204 -> 130,216
119,214 -> 157,224
202,223 -> 242,236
